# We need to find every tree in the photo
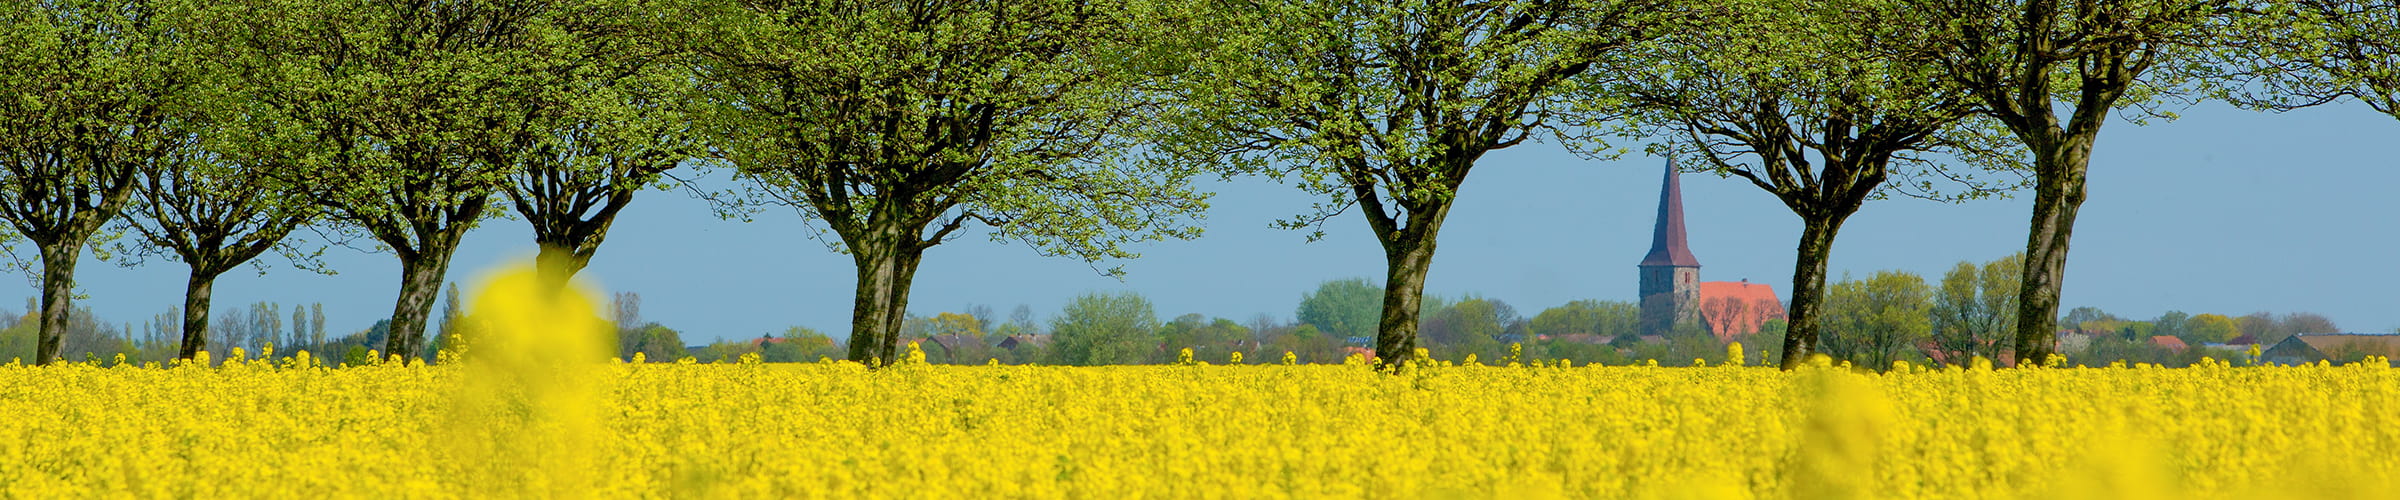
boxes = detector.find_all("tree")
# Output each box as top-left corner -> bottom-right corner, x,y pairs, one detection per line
2061,307 -> 2122,333
113,101 -> 324,359
1976,254 -> 2022,343
2185,313 -> 2240,345
289,305 -> 306,350
763,326 -> 839,363
928,312 -> 985,340
1159,0 -> 1679,366
685,0 -> 1208,366
1420,297 -> 1517,362
2221,1 -> 2400,119
248,302 -> 280,352
622,323 -> 686,362
309,303 -> 325,349
1295,278 -> 1382,343
0,0 -> 203,364
2152,310 -> 2191,340
1931,262 -> 1985,362
1618,0 -> 2021,369
212,0 -> 571,361
1913,0 -> 2227,365
994,304 -> 1043,338
1930,254 -> 2021,364
1528,299 -> 1639,338
2281,312 -> 2340,336
611,291 -> 642,332
1819,271 -> 1933,369
434,284 -> 465,358
497,0 -> 699,285
1047,291 -> 1158,366
1155,314 -> 1250,363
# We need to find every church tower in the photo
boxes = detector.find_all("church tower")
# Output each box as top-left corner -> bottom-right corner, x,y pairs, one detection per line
1638,159 -> 1701,336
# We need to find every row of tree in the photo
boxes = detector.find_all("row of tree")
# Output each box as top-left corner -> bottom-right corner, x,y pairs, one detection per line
4,0 -> 2391,369
1802,254 -> 2348,368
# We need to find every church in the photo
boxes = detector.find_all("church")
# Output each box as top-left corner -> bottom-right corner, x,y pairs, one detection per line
1638,160 -> 1787,340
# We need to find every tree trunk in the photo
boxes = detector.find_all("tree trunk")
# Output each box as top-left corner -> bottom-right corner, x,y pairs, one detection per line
33,241 -> 80,365
178,270 -> 220,360
843,227 -> 926,367
386,251 -> 457,363
534,243 -> 594,289
2011,139 -> 2092,367
1374,237 -> 1436,367
1779,216 -> 1845,370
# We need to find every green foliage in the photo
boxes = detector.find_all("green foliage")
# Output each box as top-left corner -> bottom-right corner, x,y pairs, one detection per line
686,0 -> 1206,266
498,0 -> 700,278
1820,271 -> 1934,369
1047,291 -> 1159,366
2219,0 -> 2400,117
620,323 -> 688,362
2185,314 -> 2241,345
1930,253 -> 2021,363
1154,314 -> 1251,364
1528,300 -> 1639,338
1295,278 -> 1381,342
1614,0 -> 2025,203
206,0 -> 587,358
1152,0 -> 1679,362
1421,296 -> 1519,362
763,327 -> 840,363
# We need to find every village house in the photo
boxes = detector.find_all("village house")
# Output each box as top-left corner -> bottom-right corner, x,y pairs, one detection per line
2260,333 -> 2400,366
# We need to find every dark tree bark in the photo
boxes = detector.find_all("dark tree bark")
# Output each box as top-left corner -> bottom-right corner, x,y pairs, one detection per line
1779,217 -> 1845,369
844,227 -> 929,364
510,167 -> 645,287
34,242 -> 84,365
2010,137 -> 2093,366
1360,186 -> 1455,368
387,250 -> 459,362
178,273 -> 213,359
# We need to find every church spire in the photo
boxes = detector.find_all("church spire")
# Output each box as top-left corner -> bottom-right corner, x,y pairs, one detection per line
1640,158 -> 1700,267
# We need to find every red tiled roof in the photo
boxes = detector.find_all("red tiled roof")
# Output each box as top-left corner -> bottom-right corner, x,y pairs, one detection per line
1695,281 -> 1785,340
2149,336 -> 2188,352
2226,334 -> 2258,346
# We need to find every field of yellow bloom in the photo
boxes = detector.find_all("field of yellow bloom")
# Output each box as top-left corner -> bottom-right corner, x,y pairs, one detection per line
0,354 -> 2393,499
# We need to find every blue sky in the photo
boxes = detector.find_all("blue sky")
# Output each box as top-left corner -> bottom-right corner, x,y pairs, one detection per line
9,102 -> 2397,342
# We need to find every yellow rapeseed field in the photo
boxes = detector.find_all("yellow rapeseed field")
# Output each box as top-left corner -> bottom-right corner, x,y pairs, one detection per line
1,353 -> 2394,498
0,266 -> 2390,498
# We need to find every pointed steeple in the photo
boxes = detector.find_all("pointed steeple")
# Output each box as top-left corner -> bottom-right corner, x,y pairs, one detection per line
1640,158 -> 1700,267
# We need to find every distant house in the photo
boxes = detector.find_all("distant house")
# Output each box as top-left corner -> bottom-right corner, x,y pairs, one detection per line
996,335 -> 1050,351
2261,333 -> 2400,365
2226,334 -> 2259,346
2149,336 -> 2189,353
918,334 -> 980,354
1341,346 -> 1376,361
1694,281 -> 1787,340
